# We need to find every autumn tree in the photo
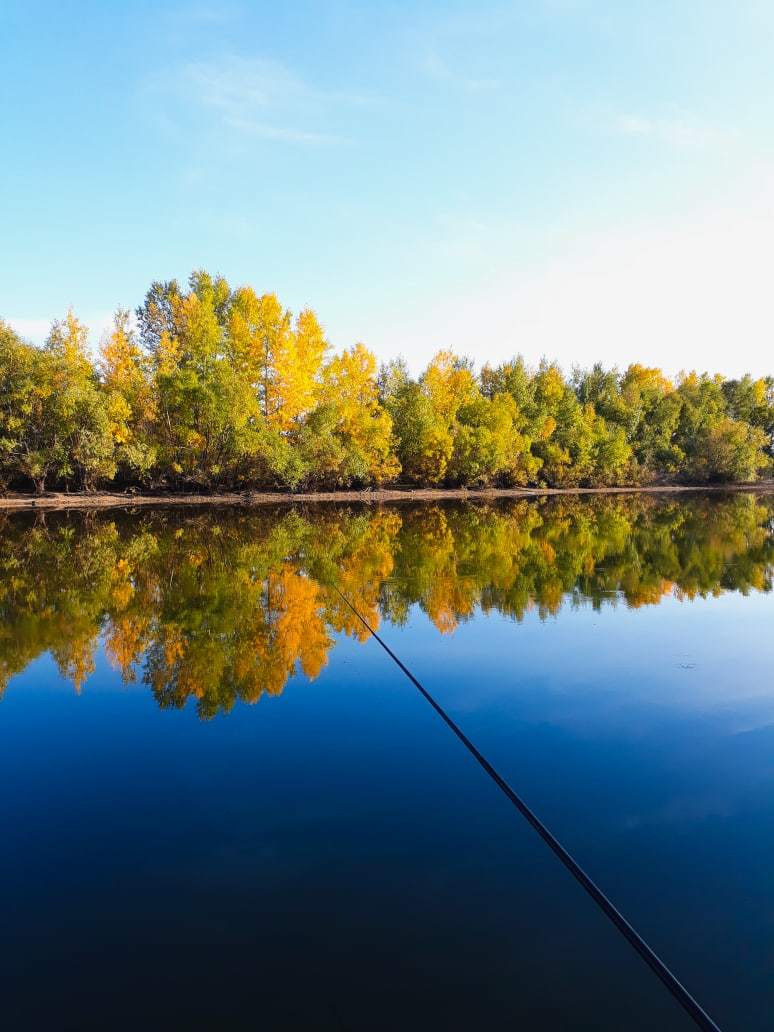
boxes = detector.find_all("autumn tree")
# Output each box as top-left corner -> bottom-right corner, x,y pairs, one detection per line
0,321 -> 42,491
41,311 -> 116,491
0,315 -> 115,493
619,364 -> 682,479
385,379 -> 453,484
99,309 -> 157,481
690,418 -> 769,482
4,271 -> 774,493
226,288 -> 327,429
723,375 -> 774,459
304,343 -> 399,487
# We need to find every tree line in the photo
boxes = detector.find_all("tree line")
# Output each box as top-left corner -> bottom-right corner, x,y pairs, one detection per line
1,495 -> 771,713
2,269 -> 773,493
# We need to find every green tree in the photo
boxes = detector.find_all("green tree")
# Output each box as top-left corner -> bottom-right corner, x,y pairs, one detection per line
0,321 -> 42,491
149,284 -> 268,488
384,378 -> 452,484
619,364 -> 682,479
691,417 -> 769,482
42,311 -> 116,491
308,344 -> 399,487
723,375 -> 774,459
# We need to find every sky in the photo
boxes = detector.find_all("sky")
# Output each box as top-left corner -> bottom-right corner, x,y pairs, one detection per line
2,0 -> 773,377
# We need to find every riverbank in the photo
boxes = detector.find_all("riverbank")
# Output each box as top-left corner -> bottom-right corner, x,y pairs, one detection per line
1,482 -> 773,510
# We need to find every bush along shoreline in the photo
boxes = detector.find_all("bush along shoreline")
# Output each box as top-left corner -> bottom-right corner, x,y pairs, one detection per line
2,270 -> 773,496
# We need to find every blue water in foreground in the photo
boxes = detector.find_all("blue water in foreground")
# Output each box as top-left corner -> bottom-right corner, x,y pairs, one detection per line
1,495 -> 772,1030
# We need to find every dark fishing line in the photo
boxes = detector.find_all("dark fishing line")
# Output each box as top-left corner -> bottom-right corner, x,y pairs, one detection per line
332,585 -> 723,1032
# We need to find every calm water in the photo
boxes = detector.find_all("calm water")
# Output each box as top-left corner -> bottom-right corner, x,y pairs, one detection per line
2,493 -> 773,1031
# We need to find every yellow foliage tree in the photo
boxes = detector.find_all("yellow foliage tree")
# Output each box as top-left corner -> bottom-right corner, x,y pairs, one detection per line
422,350 -> 477,425
227,289 -> 327,429
320,344 -> 400,483
99,310 -> 157,475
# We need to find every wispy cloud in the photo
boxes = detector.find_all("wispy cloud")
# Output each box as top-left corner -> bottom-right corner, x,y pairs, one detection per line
610,112 -> 736,149
185,57 -> 307,113
158,54 -> 374,146
181,1 -> 241,24
427,211 -> 496,261
180,56 -> 336,143
419,50 -> 498,93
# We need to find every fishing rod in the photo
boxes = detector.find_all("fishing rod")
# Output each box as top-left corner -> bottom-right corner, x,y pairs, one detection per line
332,585 -> 723,1032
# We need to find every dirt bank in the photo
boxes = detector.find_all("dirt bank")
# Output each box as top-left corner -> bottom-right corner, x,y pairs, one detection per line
1,483 -> 773,511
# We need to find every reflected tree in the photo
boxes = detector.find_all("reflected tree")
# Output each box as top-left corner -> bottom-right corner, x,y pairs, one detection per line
0,494 -> 772,714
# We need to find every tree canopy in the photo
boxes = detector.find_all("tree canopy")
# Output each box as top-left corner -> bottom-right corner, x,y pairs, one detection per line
2,272 -> 772,494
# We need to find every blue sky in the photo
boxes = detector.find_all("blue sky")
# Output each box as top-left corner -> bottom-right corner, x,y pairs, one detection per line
2,1 -> 773,376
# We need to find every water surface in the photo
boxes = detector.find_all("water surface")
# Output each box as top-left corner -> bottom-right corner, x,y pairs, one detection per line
2,493 -> 773,1030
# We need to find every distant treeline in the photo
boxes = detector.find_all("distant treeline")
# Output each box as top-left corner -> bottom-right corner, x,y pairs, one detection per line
2,270 -> 773,493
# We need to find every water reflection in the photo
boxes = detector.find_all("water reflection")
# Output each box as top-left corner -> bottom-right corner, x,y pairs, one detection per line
1,493 -> 772,717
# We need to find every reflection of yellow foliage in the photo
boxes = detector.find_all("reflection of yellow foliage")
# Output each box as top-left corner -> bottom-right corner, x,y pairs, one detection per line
105,616 -> 149,682
626,579 -> 674,608
0,495 -> 772,714
236,567 -> 332,699
111,576 -> 134,610
55,635 -> 97,695
538,580 -> 564,615
163,628 -> 186,668
328,511 -> 400,641
271,567 -> 331,684
538,540 -> 556,564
